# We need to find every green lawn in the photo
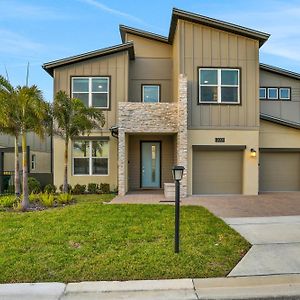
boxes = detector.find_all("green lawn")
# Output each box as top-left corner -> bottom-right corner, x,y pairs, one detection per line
0,194 -> 250,283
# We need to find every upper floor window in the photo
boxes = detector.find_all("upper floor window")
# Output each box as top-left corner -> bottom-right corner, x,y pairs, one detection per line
199,68 -> 240,104
259,88 -> 266,99
268,88 -> 278,100
72,77 -> 110,109
279,88 -> 290,100
142,85 -> 160,103
72,140 -> 109,175
31,154 -> 36,170
260,87 -> 291,100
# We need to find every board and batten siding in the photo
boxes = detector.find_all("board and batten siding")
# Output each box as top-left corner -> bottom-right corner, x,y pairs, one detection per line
124,33 -> 174,103
260,69 -> 300,123
177,20 -> 260,129
54,52 -> 129,130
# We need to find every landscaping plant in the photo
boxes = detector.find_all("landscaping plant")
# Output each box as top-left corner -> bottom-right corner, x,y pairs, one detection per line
40,193 -> 55,207
52,91 -> 105,193
44,184 -> 57,194
57,193 -> 73,205
72,184 -> 86,195
28,177 -> 41,194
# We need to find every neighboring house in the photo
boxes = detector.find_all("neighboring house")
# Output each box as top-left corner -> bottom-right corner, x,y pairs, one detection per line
43,8 -> 300,196
0,133 -> 52,193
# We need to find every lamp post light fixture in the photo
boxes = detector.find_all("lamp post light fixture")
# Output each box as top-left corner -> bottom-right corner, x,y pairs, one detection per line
250,148 -> 257,158
172,165 -> 185,254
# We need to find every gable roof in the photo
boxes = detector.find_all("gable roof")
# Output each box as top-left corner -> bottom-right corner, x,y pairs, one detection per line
169,8 -> 270,47
42,42 -> 135,77
119,8 -> 270,47
120,25 -> 169,44
260,63 -> 300,80
260,113 -> 300,130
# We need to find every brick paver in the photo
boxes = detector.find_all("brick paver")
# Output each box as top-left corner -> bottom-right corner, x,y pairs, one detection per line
111,191 -> 300,218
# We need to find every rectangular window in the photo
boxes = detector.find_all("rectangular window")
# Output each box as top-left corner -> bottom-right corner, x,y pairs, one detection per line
72,77 -> 109,109
259,88 -> 266,99
268,88 -> 278,100
279,88 -> 290,100
31,154 -> 36,170
142,85 -> 160,103
199,68 -> 240,104
73,140 -> 109,175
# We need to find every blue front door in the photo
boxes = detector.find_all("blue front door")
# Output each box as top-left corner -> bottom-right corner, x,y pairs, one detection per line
141,142 -> 161,188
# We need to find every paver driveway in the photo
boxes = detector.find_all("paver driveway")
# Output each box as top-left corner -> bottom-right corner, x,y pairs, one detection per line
186,192 -> 300,277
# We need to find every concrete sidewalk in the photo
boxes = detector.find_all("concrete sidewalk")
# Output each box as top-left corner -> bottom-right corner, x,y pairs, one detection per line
224,216 -> 300,277
1,275 -> 300,299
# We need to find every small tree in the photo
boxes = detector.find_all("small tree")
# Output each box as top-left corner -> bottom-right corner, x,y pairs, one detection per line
52,91 -> 105,193
0,76 -> 21,197
17,85 -> 49,210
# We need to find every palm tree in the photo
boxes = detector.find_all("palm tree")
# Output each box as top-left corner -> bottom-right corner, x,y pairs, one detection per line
0,76 -> 21,197
52,91 -> 105,193
17,85 -> 49,210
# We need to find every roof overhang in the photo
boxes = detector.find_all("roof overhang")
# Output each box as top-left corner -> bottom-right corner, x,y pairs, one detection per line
119,25 -> 169,44
260,113 -> 300,130
43,42 -> 135,77
260,63 -> 300,80
169,8 -> 270,47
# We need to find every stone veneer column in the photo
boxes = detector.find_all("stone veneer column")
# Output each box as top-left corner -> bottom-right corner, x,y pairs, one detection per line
118,128 -> 126,196
177,74 -> 188,197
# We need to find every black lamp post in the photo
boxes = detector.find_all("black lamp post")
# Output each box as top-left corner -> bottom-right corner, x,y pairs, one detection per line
172,165 -> 185,253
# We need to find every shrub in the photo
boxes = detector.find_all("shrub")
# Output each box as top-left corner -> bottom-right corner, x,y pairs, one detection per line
13,199 -> 22,211
44,184 -> 57,194
6,185 -> 15,194
87,183 -> 99,194
57,193 -> 73,205
40,193 -> 55,207
0,195 -> 17,208
59,184 -> 72,193
28,177 -> 41,194
100,183 -> 110,194
29,192 -> 39,203
73,184 -> 86,195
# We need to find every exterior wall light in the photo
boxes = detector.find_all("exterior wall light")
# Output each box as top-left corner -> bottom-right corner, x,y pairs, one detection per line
172,165 -> 185,253
250,148 -> 257,158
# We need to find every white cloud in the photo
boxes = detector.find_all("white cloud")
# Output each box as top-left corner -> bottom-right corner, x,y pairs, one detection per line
79,0 -> 145,24
0,29 -> 43,55
0,0 -> 71,20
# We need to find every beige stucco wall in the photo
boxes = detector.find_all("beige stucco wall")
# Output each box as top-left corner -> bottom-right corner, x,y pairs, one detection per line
260,120 -> 300,148
177,19 -> 260,129
188,129 -> 259,195
53,133 -> 118,190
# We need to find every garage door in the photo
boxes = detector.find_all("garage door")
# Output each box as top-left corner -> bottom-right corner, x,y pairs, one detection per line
193,149 -> 243,194
260,152 -> 300,191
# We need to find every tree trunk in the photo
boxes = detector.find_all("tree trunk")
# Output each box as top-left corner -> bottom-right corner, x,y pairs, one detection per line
21,132 -> 29,210
63,138 -> 69,193
14,135 -> 21,197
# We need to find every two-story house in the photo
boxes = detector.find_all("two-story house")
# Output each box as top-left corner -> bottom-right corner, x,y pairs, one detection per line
43,8 -> 300,196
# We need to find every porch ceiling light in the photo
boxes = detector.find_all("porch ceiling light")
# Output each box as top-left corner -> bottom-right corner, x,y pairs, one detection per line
250,148 -> 257,158
172,166 -> 185,181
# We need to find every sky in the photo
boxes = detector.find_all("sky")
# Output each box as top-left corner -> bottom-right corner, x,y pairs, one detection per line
1,0 -> 300,101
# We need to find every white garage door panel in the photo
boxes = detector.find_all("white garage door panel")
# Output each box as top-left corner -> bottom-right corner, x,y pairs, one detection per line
260,152 -> 300,192
193,150 -> 243,195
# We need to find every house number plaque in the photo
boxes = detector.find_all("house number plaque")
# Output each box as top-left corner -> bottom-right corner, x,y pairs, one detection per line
215,137 -> 225,143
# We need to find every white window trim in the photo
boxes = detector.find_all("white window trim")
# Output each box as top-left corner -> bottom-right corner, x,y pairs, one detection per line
72,77 -> 110,109
31,154 -> 36,170
279,88 -> 290,100
259,88 -> 267,99
72,140 -> 109,176
198,68 -> 240,104
267,88 -> 278,100
142,85 -> 160,103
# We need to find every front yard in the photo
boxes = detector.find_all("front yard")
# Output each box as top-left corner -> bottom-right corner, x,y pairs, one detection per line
0,194 -> 250,283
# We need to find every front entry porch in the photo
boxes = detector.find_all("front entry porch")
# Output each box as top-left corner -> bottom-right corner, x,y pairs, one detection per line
127,134 -> 176,193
